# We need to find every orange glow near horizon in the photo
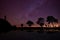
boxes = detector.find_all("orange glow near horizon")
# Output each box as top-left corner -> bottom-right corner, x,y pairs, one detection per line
16,23 -> 60,27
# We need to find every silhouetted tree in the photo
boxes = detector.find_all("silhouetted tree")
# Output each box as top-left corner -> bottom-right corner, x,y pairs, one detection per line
46,16 -> 55,27
21,24 -> 24,31
54,19 -> 58,23
37,17 -> 45,27
26,20 -> 34,27
36,17 -> 45,32
26,20 -> 34,32
0,16 -> 13,33
21,24 -> 23,27
54,19 -> 59,28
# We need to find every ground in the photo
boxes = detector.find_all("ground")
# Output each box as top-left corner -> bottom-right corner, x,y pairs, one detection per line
0,30 -> 60,40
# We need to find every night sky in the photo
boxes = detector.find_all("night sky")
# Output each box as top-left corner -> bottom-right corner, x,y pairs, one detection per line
0,0 -> 60,27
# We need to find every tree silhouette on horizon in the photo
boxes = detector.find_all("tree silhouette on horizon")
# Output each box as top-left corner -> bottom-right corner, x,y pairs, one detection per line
21,24 -> 24,31
21,24 -> 23,27
36,17 -> 45,32
37,17 -> 45,27
26,20 -> 34,27
46,16 -> 57,27
54,19 -> 58,23
26,20 -> 34,32
0,16 -> 13,33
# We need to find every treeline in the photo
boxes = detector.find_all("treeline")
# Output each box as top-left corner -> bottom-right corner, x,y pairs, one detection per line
0,16 -> 59,33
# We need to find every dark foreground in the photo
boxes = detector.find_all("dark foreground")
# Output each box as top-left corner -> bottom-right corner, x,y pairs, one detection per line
0,30 -> 60,40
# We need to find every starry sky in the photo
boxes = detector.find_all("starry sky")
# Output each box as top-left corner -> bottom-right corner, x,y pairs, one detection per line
0,0 -> 60,27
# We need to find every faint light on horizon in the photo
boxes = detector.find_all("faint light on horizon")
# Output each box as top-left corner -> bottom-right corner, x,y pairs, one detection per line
19,23 -> 59,27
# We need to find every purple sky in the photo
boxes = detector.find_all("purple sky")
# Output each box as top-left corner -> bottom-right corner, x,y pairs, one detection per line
0,0 -> 60,26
